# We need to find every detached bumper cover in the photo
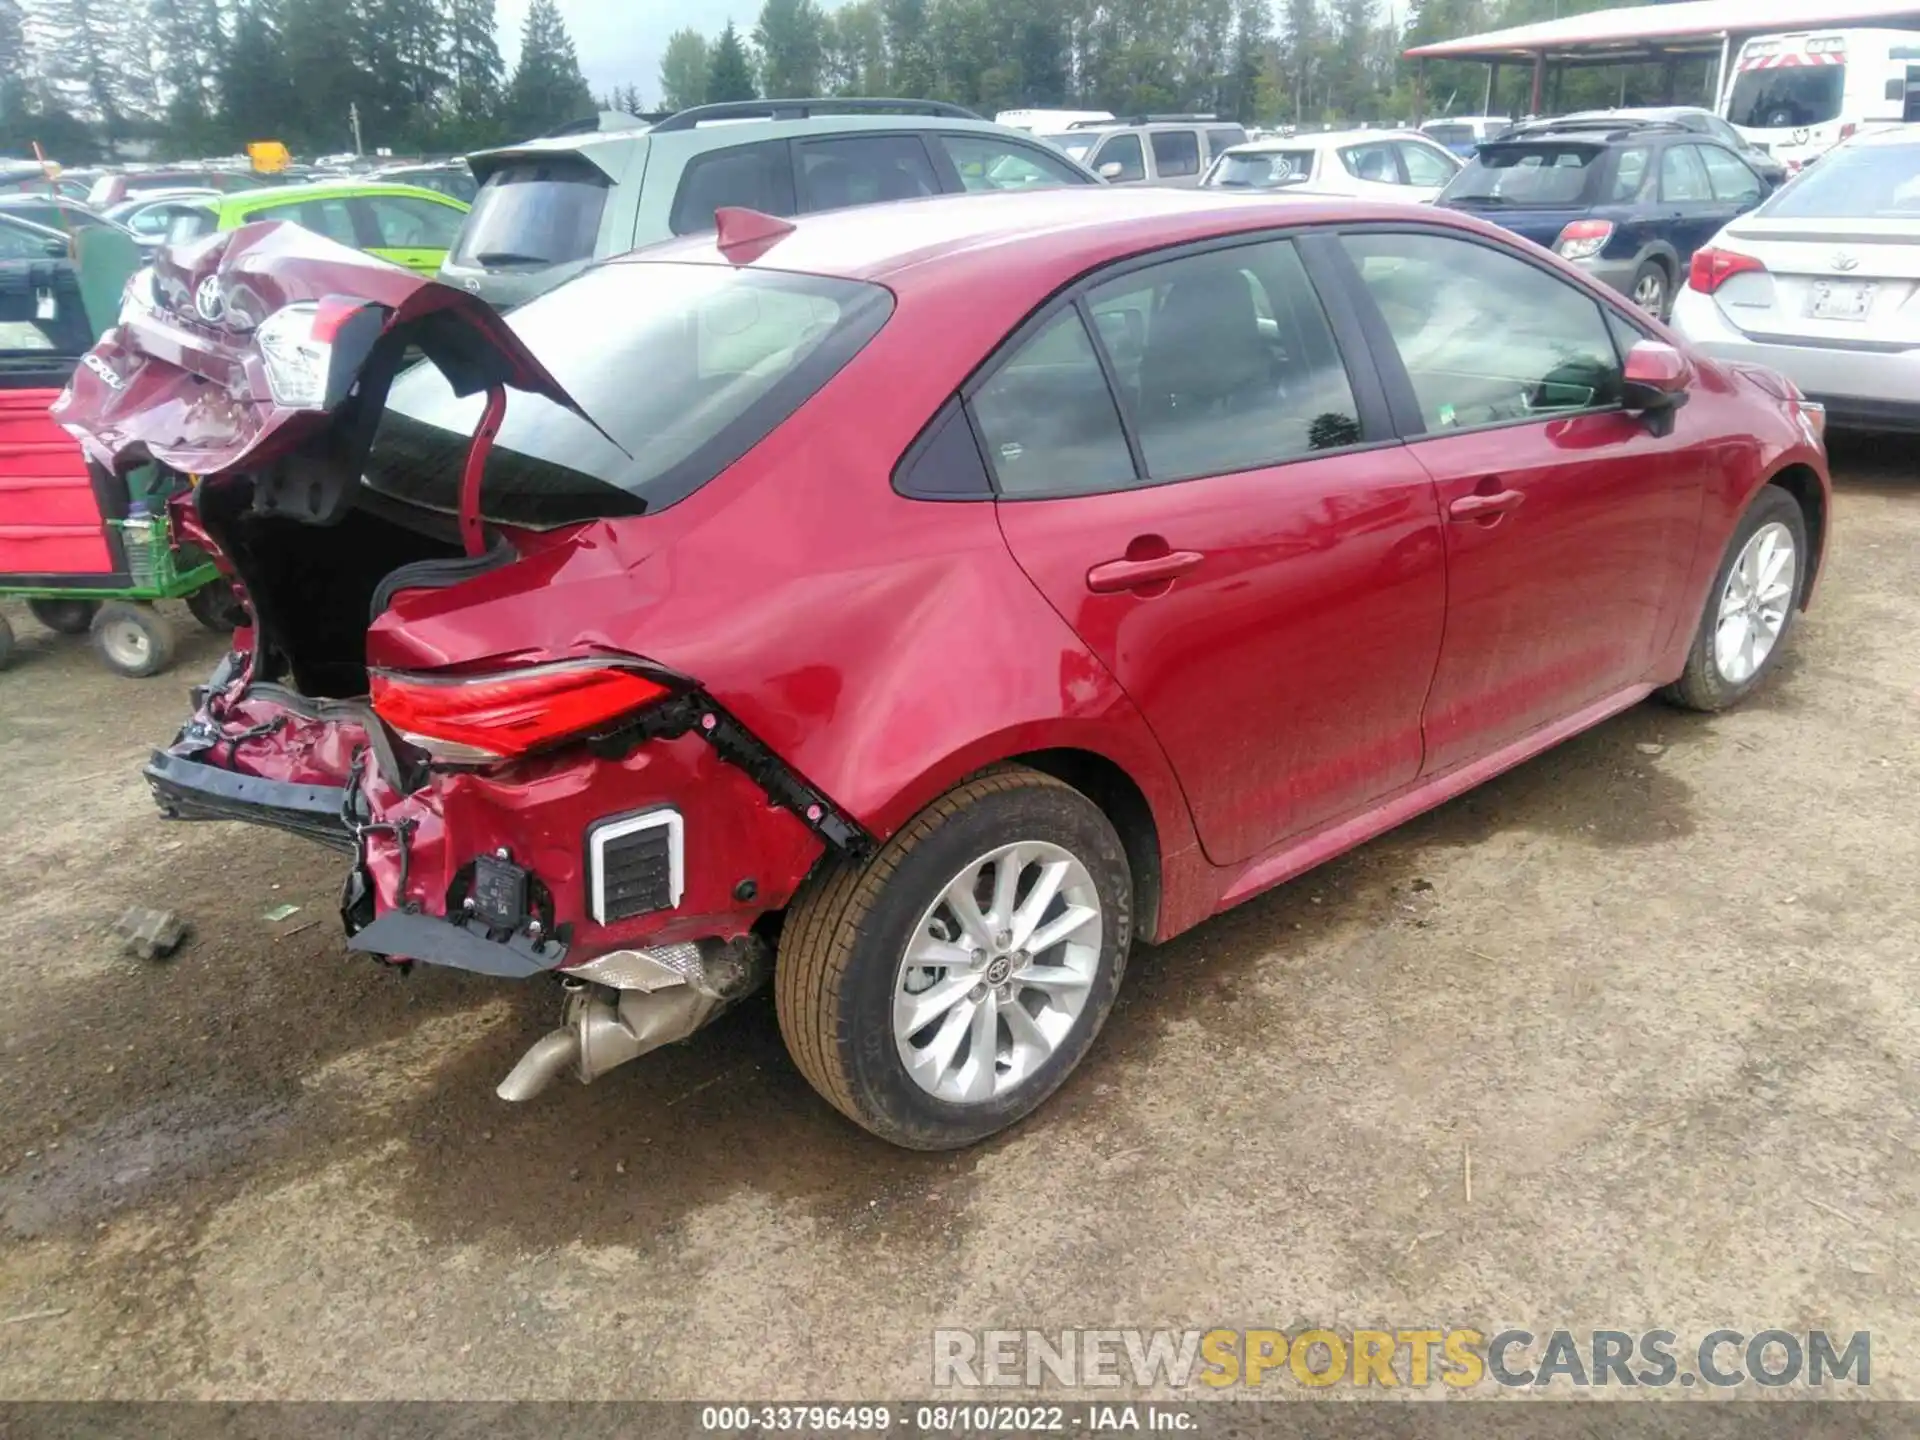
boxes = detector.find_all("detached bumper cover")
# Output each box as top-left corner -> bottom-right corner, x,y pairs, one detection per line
345,908 -> 567,979
145,749 -> 354,852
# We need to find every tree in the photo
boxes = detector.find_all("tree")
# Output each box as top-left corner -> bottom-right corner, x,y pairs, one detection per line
882,0 -> 934,100
0,0 -> 31,128
1223,0 -> 1272,123
659,26 -> 709,111
148,0 -> 225,140
755,0 -> 826,98
705,20 -> 757,104
447,0 -> 506,130
506,0 -> 595,137
34,0 -> 145,141
218,0 -> 290,144
822,2 -> 886,95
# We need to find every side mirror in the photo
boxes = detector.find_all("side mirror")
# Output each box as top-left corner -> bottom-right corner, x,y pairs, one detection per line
1097,161 -> 1125,180
1622,339 -> 1691,435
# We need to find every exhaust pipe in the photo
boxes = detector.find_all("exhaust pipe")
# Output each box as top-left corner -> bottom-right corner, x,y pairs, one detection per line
495,937 -> 768,1102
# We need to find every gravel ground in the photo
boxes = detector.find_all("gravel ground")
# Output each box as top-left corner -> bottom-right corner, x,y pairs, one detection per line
0,437 -> 1914,1402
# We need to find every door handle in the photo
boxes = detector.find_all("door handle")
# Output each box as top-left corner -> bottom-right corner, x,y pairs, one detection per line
1086,549 -> 1205,593
1447,489 -> 1526,522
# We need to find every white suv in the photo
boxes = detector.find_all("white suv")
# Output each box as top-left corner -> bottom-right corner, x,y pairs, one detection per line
1037,116 -> 1250,187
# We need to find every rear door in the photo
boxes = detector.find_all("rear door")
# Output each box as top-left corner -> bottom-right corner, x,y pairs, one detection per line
355,193 -> 467,275
986,233 -> 1447,864
1148,129 -> 1205,187
1334,226 -> 1704,773
1659,143 -> 1734,260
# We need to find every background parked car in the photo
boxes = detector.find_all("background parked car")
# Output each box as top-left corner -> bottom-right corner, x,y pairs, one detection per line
441,97 -> 1103,310
1202,129 -> 1460,201
374,160 -> 478,204
86,169 -> 263,209
1420,115 -> 1511,156
1438,115 -> 1769,318
163,181 -> 470,276
0,210 -> 72,259
0,194 -> 131,238
1555,106 -> 1789,190
1036,114 -> 1248,186
1671,124 -> 1920,432
105,188 -> 223,249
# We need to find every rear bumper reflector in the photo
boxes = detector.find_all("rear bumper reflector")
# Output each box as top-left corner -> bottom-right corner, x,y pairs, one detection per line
145,750 -> 354,852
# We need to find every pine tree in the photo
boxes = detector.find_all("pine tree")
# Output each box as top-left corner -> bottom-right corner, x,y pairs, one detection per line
881,0 -> 933,100
219,0 -> 291,144
35,0 -> 144,141
705,20 -> 757,104
0,0 -> 31,127
754,0 -> 825,98
149,0 -> 225,136
446,0 -> 505,131
506,0 -> 594,137
659,27 -> 709,111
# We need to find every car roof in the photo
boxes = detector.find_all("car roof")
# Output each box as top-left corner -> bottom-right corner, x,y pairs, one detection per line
628,185 -> 1494,292
1230,129 -> 1432,152
215,180 -> 468,210
1844,123 -> 1920,148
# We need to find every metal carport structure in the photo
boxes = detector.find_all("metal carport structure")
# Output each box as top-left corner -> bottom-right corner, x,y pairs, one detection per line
1405,0 -> 1920,119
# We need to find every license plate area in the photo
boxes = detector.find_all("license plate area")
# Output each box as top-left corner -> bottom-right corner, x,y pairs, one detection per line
1808,280 -> 1876,321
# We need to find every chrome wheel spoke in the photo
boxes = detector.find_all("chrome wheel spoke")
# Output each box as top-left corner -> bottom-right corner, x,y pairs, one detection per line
941,872 -> 993,949
912,1000 -> 976,1087
987,845 -> 1025,936
1026,903 -> 1099,956
1009,858 -> 1069,950
959,992 -> 1001,1102
1015,963 -> 1092,996
1000,998 -> 1058,1077
896,972 -> 978,1038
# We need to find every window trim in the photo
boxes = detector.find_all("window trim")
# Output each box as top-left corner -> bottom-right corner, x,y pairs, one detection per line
790,130 -> 945,214
1323,222 -> 1647,444
931,131 -> 1092,192
951,226 -> 1399,502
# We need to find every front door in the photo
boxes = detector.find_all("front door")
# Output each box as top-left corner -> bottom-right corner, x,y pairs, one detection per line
1336,227 -> 1705,775
983,236 -> 1447,865
1659,144 -> 1737,264
355,195 -> 466,277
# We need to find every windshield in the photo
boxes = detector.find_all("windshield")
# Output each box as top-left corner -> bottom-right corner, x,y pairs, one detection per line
1443,143 -> 1601,206
1727,66 -> 1846,129
365,263 -> 894,526
1040,133 -> 1099,163
1763,140 -> 1920,217
1204,150 -> 1316,188
451,156 -> 611,269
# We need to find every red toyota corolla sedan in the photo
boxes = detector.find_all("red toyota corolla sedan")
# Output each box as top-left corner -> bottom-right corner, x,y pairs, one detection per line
56,189 -> 1829,1149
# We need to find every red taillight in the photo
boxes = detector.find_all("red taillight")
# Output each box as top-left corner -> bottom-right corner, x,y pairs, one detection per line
1689,247 -> 1767,295
1554,218 -> 1614,261
1840,123 -> 1858,142
370,662 -> 670,762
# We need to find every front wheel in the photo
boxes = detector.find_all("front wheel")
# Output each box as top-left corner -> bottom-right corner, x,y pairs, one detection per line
1662,485 -> 1808,712
777,767 -> 1133,1150
91,601 -> 176,679
1630,259 -> 1670,319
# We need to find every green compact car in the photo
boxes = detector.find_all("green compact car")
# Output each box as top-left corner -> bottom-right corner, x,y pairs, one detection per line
159,180 -> 470,277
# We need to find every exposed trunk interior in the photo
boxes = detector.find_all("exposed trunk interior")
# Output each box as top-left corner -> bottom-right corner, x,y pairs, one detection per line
198,477 -> 465,699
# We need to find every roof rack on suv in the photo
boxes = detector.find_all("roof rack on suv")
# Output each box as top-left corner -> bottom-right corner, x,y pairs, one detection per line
1503,116 -> 1690,140
1067,113 -> 1223,128
650,98 -> 982,132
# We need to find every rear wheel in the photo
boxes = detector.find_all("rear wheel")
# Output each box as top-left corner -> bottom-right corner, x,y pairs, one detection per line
186,582 -> 248,632
90,601 -> 175,679
777,767 -> 1133,1150
1630,259 -> 1670,319
1662,485 -> 1807,712
27,598 -> 98,635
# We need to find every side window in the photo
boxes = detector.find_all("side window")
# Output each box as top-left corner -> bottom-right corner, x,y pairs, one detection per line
794,134 -> 940,212
1150,130 -> 1201,179
0,222 -> 48,259
1086,239 -> 1362,482
1659,145 -> 1713,203
363,195 -> 463,248
970,309 -> 1136,497
1609,147 -> 1652,202
126,206 -> 172,236
1206,127 -> 1247,159
261,198 -> 357,245
1093,133 -> 1145,182
669,142 -> 797,236
1699,145 -> 1763,206
1396,141 -> 1456,187
1342,230 -> 1624,431
1605,307 -> 1647,360
165,208 -> 216,245
938,134 -> 1086,191
1340,141 -> 1400,184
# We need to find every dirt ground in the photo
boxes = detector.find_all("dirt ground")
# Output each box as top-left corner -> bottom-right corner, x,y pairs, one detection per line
0,437 -> 1914,1403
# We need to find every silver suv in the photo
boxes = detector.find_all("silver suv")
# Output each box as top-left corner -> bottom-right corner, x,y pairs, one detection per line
1035,115 -> 1249,188
441,98 -> 1102,308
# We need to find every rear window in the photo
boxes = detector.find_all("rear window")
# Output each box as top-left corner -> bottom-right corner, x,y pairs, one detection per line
670,142 -> 796,235
1040,133 -> 1099,164
1424,123 -> 1473,148
365,263 -> 893,526
1727,65 -> 1845,129
1444,143 -> 1602,206
451,156 -> 609,269
1762,140 -> 1920,218
1204,149 -> 1315,188
166,207 -> 217,245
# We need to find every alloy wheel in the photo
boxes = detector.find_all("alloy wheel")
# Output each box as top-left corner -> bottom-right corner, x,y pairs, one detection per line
1634,271 -> 1666,315
893,841 -> 1103,1105
1713,520 -> 1796,685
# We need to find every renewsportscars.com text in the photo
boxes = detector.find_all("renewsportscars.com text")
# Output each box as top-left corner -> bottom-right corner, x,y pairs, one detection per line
932,1327 -> 1870,1390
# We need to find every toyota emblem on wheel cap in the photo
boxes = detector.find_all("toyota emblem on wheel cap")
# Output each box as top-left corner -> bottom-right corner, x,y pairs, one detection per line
1832,251 -> 1860,272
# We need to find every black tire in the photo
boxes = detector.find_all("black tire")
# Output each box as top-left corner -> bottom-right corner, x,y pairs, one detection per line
26,598 -> 98,635
777,767 -> 1133,1150
0,611 -> 12,669
90,601 -> 176,679
1661,485 -> 1809,712
185,581 -> 247,632
1630,258 -> 1670,319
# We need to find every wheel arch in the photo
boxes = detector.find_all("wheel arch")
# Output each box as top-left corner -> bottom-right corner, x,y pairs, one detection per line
1764,461 -> 1828,601
1010,747 -> 1164,946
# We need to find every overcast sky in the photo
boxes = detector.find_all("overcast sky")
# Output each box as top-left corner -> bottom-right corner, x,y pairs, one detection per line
496,0 -> 851,105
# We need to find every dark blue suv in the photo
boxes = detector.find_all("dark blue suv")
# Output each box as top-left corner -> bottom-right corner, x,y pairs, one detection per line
1435,116 -> 1771,319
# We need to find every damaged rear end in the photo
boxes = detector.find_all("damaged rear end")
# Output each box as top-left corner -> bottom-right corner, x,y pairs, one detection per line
57,222 -> 887,1099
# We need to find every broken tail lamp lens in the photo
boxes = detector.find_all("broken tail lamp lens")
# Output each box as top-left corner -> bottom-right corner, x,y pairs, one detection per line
371,661 -> 671,764
254,298 -> 374,410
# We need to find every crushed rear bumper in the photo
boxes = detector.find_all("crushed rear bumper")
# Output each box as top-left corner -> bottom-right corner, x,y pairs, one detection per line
145,749 -> 354,852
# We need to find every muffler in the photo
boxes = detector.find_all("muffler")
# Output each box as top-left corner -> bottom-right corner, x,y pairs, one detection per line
495,937 -> 769,1102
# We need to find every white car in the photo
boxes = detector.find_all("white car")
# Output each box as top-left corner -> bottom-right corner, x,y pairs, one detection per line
1200,130 -> 1462,202
1670,125 -> 1920,432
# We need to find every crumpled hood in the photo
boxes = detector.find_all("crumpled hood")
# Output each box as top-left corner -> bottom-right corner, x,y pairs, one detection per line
52,221 -> 588,479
